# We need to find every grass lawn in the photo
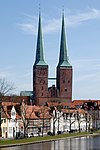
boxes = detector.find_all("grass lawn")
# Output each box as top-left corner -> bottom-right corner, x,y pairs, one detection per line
0,131 -> 99,147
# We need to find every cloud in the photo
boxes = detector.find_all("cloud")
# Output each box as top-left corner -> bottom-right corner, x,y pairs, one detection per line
67,8 -> 100,26
0,66 -> 32,93
17,8 -> 100,34
73,58 -> 100,82
72,58 -> 100,70
0,66 -> 15,79
72,58 -> 100,99
18,23 -> 37,35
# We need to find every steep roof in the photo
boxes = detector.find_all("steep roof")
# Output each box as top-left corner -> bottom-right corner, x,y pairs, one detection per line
34,12 -> 47,66
57,13 -> 71,67
1,96 -> 30,104
23,105 -> 51,119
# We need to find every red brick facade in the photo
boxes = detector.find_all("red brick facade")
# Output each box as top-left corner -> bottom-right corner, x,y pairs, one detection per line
33,65 -> 48,105
56,66 -> 72,102
33,13 -> 73,105
33,66 -> 72,105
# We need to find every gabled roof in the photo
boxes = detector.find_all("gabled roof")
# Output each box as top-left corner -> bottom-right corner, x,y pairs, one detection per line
1,96 -> 30,104
46,102 -> 75,109
46,102 -> 60,107
73,100 -> 100,106
21,105 -> 51,119
62,109 -> 77,113
62,108 -> 87,114
2,103 -> 21,119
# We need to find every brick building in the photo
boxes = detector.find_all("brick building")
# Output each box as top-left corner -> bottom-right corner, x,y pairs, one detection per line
33,12 -> 73,105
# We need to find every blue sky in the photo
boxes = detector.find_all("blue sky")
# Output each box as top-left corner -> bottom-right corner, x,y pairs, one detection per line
0,0 -> 100,100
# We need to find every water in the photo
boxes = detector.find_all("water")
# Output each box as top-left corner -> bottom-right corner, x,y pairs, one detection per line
1,135 -> 100,150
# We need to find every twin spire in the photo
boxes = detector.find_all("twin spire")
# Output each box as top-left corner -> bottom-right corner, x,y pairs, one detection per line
58,13 -> 71,67
34,12 -> 47,66
34,11 -> 71,67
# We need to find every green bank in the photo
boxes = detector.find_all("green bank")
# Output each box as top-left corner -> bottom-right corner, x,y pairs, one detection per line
1,131 -> 100,148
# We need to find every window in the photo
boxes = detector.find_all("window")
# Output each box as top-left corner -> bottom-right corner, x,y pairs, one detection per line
3,127 -> 6,133
9,127 -> 12,134
42,93 -> 43,96
68,80 -> 70,83
21,127 -> 23,132
4,119 -> 6,123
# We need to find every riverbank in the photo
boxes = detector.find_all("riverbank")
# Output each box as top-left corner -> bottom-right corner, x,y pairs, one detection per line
0,131 -> 100,148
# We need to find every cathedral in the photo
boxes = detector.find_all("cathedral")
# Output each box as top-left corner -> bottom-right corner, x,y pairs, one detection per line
33,12 -> 73,105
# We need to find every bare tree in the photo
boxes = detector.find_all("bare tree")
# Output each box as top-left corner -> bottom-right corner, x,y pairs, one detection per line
20,100 -> 34,138
63,109 -> 76,133
76,109 -> 92,133
52,108 -> 63,135
0,78 -> 15,137
76,110 -> 82,133
39,105 -> 51,137
0,78 -> 14,96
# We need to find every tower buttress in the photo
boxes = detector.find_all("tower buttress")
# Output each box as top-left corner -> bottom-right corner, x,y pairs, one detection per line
56,13 -> 72,102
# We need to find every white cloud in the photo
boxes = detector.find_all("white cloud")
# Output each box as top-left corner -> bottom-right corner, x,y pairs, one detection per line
18,23 -> 37,35
67,8 -> 100,26
0,66 -> 15,79
73,58 -> 100,83
18,8 -> 100,34
72,58 -> 100,99
73,58 -> 100,70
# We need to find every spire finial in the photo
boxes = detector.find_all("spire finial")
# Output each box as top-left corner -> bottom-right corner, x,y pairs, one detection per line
39,3 -> 41,15
62,5 -> 64,15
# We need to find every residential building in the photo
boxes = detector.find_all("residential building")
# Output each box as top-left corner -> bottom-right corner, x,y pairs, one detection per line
1,101 -> 51,138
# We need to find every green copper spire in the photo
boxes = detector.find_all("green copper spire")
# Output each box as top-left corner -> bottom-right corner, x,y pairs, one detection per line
58,13 -> 71,67
34,12 -> 47,66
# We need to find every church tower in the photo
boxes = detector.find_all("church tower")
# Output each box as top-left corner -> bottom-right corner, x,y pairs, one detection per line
56,13 -> 72,102
33,12 -> 48,105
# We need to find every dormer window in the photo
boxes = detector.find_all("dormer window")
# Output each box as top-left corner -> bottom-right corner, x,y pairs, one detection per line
11,106 -> 16,120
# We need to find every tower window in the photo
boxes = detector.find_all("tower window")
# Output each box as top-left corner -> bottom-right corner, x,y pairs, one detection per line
42,93 -> 43,96
68,80 -> 70,83
65,88 -> 67,91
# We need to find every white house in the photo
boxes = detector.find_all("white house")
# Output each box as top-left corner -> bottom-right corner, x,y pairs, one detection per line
1,105 -> 20,139
51,109 -> 64,134
50,108 -> 93,134
7,106 -> 19,138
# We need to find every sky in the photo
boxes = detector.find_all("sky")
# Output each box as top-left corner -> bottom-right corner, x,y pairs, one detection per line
0,0 -> 100,100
